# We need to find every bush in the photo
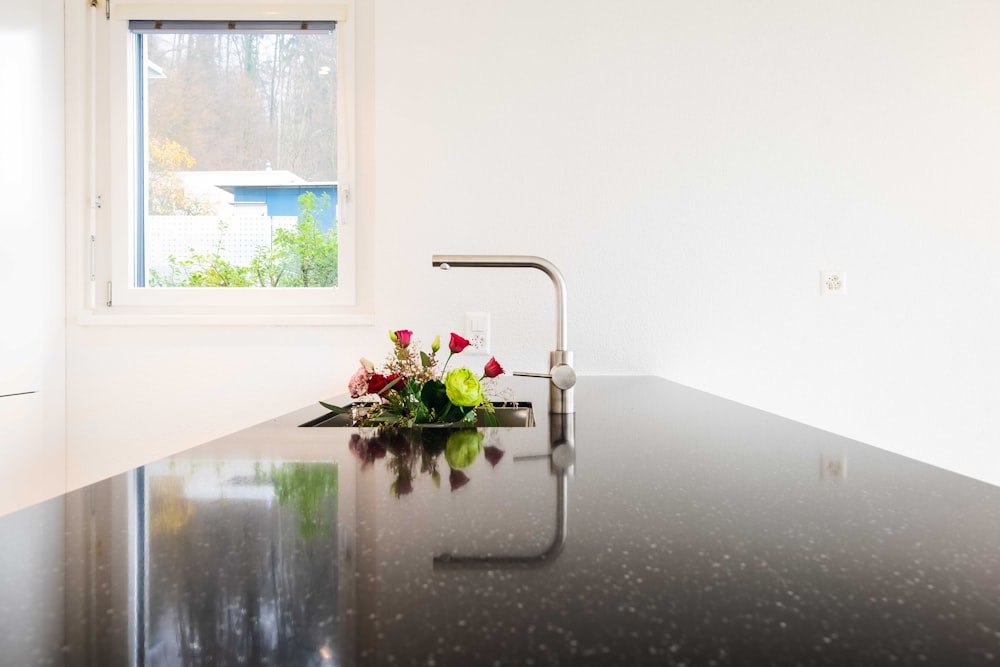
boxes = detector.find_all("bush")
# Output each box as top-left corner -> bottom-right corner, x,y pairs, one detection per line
150,192 -> 337,288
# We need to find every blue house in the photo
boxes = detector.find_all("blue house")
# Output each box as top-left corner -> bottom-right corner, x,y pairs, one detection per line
221,182 -> 338,232
178,170 -> 339,232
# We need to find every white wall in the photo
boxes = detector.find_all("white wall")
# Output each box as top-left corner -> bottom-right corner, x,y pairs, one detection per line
0,0 -> 67,515
64,1 -> 1000,490
372,0 -> 1000,485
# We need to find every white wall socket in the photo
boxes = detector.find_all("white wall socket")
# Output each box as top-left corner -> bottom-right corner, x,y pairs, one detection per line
464,311 -> 491,354
821,270 -> 847,296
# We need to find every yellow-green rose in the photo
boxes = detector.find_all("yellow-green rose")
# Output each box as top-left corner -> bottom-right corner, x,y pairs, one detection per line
445,429 -> 484,469
444,368 -> 483,407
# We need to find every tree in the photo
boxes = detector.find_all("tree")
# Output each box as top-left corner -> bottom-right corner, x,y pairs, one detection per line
145,29 -> 337,180
270,192 -> 338,287
148,137 -> 216,215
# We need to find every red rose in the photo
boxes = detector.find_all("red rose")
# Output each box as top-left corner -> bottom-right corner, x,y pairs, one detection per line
385,374 -> 404,392
394,329 -> 413,348
449,333 -> 471,354
483,356 -> 504,378
367,374 -> 389,395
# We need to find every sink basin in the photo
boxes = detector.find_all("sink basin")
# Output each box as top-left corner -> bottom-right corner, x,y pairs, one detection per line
299,402 -> 535,428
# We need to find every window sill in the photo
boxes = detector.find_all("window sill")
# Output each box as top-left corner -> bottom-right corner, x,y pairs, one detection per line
74,311 -> 376,327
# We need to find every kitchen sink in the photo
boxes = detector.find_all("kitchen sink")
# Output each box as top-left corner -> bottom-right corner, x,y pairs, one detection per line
299,402 -> 535,428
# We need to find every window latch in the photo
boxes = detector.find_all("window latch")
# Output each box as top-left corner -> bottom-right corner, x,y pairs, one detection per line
89,0 -> 110,20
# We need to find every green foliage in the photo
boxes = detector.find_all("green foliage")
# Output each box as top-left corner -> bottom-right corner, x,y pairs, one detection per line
150,192 -> 337,288
270,192 -> 338,287
149,221 -> 253,287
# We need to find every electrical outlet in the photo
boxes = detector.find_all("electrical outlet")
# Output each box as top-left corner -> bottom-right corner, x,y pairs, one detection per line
821,270 -> 847,296
464,311 -> 491,354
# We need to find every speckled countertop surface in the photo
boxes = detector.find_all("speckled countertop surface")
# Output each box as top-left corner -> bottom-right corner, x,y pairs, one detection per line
1,376 -> 998,666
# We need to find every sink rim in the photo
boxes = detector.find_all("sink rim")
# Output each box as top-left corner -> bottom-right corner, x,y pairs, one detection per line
299,401 -> 536,428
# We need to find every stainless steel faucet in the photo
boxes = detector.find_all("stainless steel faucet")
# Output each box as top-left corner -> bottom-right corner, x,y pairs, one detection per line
431,254 -> 576,414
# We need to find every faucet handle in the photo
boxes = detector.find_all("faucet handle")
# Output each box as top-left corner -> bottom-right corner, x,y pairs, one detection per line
550,364 -> 577,390
513,364 -> 577,390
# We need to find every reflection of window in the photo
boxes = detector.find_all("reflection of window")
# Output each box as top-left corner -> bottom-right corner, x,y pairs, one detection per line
139,460 -> 349,664
90,5 -> 358,313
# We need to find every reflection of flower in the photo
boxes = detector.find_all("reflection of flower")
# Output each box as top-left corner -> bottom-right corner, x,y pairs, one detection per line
349,433 -> 387,466
349,427 -> 497,495
445,430 -> 484,469
322,328 -> 505,427
449,469 -> 470,492
390,470 -> 414,497
484,445 -> 505,467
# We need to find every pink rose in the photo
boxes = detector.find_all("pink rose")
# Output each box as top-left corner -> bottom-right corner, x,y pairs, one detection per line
348,367 -> 371,398
449,333 -> 471,354
394,329 -> 413,348
483,356 -> 504,378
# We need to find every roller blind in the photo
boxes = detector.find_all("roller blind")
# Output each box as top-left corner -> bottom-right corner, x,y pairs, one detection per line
129,20 -> 335,34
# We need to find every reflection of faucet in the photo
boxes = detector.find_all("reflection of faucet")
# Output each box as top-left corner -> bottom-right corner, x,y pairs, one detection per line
433,415 -> 574,570
431,254 -> 576,414
433,472 -> 567,570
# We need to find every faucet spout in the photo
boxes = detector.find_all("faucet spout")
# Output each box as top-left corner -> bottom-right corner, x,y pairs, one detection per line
432,255 -> 568,351
432,254 -> 575,414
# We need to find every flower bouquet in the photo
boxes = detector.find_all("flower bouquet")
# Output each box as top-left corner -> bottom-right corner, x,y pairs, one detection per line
321,329 -> 505,427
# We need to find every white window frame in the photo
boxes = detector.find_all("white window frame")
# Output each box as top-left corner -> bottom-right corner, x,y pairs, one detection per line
85,2 -> 366,323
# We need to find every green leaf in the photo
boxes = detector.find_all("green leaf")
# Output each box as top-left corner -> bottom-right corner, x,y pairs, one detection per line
319,401 -> 351,415
420,351 -> 432,369
420,380 -> 449,413
437,404 -> 474,425
368,413 -> 399,424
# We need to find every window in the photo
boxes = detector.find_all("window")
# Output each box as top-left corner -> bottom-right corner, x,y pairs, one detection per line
88,3 -> 361,317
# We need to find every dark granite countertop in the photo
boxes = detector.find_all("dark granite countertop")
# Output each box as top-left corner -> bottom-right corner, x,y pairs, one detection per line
1,376 -> 998,666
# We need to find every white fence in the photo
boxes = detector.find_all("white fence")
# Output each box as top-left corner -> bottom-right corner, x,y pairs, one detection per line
144,215 -> 299,280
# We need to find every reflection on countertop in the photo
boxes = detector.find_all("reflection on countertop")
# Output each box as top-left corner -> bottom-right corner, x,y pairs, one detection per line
1,376 -> 999,666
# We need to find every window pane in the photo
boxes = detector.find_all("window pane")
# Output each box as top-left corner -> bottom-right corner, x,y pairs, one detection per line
136,25 -> 338,288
